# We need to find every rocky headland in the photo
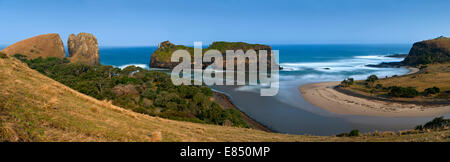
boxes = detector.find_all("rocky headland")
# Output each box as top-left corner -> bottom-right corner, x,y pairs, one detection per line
1,33 -> 100,65
0,33 -> 65,59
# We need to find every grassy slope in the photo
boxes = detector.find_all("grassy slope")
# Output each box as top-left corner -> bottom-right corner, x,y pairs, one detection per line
345,63 -> 450,101
1,56 -> 450,141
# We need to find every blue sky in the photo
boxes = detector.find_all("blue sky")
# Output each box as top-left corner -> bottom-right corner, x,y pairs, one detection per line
0,0 -> 449,46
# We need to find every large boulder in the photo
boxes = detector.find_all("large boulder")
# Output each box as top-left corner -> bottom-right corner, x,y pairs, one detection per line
0,33 -> 65,59
68,33 -> 100,65
403,36 -> 450,66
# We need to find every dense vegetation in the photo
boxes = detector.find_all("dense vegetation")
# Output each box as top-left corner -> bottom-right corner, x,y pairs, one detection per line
387,86 -> 419,98
339,78 -> 354,87
415,116 -> 450,130
336,129 -> 360,137
14,54 -> 249,128
207,41 -> 269,53
0,52 -> 7,59
402,36 -> 450,66
340,74 -> 446,99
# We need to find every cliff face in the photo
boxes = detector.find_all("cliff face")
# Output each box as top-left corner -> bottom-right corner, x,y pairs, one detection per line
68,33 -> 100,65
403,37 -> 450,66
0,33 -> 65,59
149,41 -> 275,70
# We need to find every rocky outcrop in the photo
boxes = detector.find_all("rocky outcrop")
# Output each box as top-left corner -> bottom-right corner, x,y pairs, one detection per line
207,41 -> 275,71
68,33 -> 100,65
403,37 -> 450,66
0,33 -> 65,59
149,41 -> 277,70
150,41 -> 191,69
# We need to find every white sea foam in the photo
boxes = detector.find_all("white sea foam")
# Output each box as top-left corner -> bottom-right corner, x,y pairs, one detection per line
280,55 -> 404,73
116,64 -> 149,69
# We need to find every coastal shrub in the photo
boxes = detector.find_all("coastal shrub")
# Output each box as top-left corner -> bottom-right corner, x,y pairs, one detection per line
387,86 -> 419,98
339,78 -> 354,87
15,56 -> 249,128
423,87 -> 440,96
415,116 -> 450,130
0,52 -> 7,59
375,84 -> 383,89
365,75 -> 378,87
349,129 -> 360,136
336,129 -> 360,137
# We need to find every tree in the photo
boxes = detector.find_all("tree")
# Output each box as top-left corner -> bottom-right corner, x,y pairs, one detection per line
365,75 -> 378,87
423,87 -> 440,96
339,78 -> 354,87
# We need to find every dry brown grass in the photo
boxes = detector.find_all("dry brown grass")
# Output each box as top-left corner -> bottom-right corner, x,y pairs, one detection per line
1,57 -> 450,142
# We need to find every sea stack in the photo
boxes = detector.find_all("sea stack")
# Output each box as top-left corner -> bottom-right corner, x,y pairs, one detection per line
0,33 -> 65,59
403,36 -> 450,66
68,32 -> 100,65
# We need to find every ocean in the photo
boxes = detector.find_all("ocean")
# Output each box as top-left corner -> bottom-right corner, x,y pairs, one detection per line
2,44 -> 445,135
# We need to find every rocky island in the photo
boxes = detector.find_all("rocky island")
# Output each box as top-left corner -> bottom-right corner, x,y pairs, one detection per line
150,41 -> 276,70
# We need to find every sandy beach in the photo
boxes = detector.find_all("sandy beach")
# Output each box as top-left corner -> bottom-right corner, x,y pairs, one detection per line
299,67 -> 450,117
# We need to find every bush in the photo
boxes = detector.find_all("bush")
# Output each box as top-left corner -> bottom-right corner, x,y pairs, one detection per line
349,129 -> 360,136
366,75 -> 378,82
365,75 -> 378,87
415,116 -> 450,130
375,84 -> 383,89
0,52 -> 7,59
339,78 -> 354,87
387,86 -> 419,98
423,87 -> 440,96
337,129 -> 360,137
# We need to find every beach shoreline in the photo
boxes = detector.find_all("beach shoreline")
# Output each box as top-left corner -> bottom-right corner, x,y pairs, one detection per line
212,91 -> 273,132
298,66 -> 450,117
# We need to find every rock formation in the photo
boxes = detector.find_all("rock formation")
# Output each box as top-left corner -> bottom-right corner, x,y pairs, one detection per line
149,41 -> 277,70
403,36 -> 450,66
0,33 -> 65,59
68,32 -> 100,65
150,41 -> 189,69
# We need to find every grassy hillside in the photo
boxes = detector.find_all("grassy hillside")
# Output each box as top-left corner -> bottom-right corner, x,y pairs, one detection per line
13,55 -> 249,128
1,55 -> 450,141
340,63 -> 450,101
403,36 -> 450,66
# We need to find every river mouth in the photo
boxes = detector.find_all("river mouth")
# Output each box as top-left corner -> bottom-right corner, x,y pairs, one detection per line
211,81 -> 443,136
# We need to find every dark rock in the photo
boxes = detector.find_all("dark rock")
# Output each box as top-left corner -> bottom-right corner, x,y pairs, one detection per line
385,54 -> 408,58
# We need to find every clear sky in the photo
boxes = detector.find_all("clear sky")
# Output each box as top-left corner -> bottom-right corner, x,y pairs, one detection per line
1,0 -> 449,46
